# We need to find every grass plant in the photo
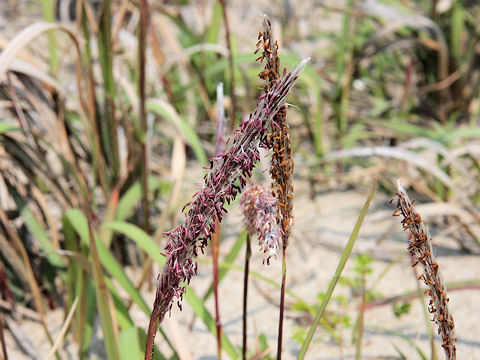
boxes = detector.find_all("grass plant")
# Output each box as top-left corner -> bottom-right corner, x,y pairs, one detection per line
0,1 -> 478,359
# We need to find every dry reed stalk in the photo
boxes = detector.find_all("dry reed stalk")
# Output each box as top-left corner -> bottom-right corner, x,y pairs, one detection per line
394,180 -> 457,360
144,58 -> 308,360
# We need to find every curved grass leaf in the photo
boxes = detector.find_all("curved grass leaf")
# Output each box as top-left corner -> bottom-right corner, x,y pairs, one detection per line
64,210 -> 150,315
119,327 -> 164,360
104,220 -> 239,357
101,221 -> 165,267
147,99 -> 207,165
117,178 -> 171,221
0,122 -> 21,134
297,176 -> 378,359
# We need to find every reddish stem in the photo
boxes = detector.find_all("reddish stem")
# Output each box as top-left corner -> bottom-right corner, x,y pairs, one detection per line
242,234 -> 252,360
277,247 -> 287,360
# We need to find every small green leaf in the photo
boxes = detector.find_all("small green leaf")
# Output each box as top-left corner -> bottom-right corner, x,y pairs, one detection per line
0,122 -> 21,134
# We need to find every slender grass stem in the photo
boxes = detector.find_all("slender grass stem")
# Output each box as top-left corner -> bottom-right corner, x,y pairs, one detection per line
212,219 -> 223,359
277,247 -> 287,360
242,234 -> 251,360
98,0 -> 119,182
41,0 -> 58,74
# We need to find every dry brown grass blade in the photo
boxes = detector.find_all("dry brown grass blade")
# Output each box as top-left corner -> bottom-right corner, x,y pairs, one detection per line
7,59 -> 61,90
0,206 -> 57,352
0,233 -> 29,289
0,312 -> 8,360
43,297 -> 79,360
324,146 -> 458,191
0,21 -> 88,118
0,142 -> 72,209
4,316 -> 37,359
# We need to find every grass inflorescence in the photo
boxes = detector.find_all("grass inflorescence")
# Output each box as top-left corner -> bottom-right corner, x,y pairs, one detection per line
394,180 -> 457,360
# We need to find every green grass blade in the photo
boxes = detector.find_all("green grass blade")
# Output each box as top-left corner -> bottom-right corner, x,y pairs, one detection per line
106,220 -> 238,357
0,122 -> 21,134
147,99 -> 207,165
205,2 -> 222,43
97,0 -> 119,181
80,279 -> 96,358
41,0 -> 59,73
64,210 -> 150,315
120,327 -> 164,360
85,214 -> 120,360
106,278 -> 135,330
101,221 -> 165,266
116,178 -> 171,221
296,176 -> 378,359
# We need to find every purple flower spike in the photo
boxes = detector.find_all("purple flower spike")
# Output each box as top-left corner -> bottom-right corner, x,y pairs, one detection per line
146,59 -> 308,352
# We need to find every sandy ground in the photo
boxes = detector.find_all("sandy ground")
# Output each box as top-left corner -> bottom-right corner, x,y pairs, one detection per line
5,161 -> 480,359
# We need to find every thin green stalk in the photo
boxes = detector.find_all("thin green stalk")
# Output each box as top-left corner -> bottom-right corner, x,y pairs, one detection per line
81,8 -> 109,197
85,210 -> 120,360
335,0 -> 354,138
98,0 -> 119,182
297,175 -> 378,359
41,0 -> 59,74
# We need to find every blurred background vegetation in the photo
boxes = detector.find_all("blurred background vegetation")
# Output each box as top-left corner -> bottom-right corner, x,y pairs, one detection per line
1,0 -> 480,359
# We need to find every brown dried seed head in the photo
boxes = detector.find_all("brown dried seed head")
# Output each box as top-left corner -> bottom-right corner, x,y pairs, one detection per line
394,180 -> 457,360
